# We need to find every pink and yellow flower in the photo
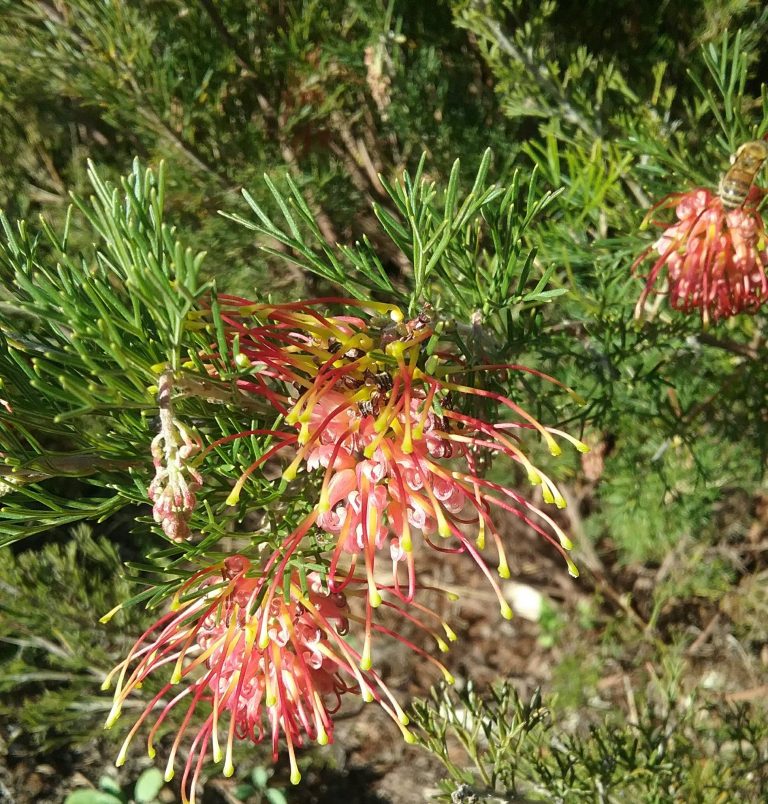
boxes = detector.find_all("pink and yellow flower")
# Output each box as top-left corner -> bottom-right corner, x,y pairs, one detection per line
634,187 -> 768,323
207,299 -> 585,618
104,555 -> 450,802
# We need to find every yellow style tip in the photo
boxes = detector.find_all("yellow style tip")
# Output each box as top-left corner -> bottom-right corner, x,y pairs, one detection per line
290,769 -> 302,785
402,729 -> 417,745
500,601 -> 514,620
105,709 -> 121,729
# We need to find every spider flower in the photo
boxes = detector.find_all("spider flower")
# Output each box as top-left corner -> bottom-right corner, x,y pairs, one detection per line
634,187 -> 768,323
103,555 -> 448,802
206,298 -> 585,617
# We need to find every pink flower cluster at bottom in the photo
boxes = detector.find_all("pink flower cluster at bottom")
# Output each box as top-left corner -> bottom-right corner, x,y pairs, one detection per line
104,557 -> 417,803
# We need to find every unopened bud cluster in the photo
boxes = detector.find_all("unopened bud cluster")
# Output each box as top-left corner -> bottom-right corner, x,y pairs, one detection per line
146,370 -> 202,542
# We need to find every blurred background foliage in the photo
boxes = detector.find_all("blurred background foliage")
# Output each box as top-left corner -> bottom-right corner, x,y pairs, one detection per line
1,1 -> 768,801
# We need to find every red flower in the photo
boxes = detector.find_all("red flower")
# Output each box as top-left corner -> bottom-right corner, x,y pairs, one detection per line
103,556 -> 430,802
634,187 -> 768,323
207,299 -> 585,619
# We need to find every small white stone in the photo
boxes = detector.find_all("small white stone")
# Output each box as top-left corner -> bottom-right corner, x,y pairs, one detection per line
503,582 -> 544,622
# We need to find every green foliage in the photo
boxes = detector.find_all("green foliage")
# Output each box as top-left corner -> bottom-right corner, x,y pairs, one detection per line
0,160 -> 213,545
65,769 -> 166,804
411,681 -> 768,802
0,1 -> 514,292
232,766 -> 289,804
0,525 -> 148,750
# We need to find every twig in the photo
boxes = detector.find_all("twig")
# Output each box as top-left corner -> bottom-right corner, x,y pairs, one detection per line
697,333 -> 759,360
685,612 -> 720,656
197,0 -> 340,246
725,684 -> 768,702
478,18 -> 599,139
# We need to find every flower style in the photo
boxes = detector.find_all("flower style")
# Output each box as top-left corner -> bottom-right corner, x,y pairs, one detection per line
103,555 -> 447,803
633,186 -> 768,323
207,298 -> 585,618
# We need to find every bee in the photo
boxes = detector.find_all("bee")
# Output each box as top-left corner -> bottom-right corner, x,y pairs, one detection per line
719,140 -> 768,209
358,398 -> 377,417
357,370 -> 393,417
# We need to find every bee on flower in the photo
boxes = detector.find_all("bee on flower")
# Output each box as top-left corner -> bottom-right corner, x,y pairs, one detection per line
205,297 -> 586,621
103,555 -> 446,802
634,139 -> 768,324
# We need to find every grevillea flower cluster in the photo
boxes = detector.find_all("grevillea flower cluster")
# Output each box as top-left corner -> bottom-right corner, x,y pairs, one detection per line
214,297 -> 585,615
110,297 -> 584,799
634,140 -> 768,323
104,556 -> 449,802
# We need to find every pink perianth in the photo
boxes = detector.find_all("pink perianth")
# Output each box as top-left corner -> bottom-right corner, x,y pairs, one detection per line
635,186 -> 768,322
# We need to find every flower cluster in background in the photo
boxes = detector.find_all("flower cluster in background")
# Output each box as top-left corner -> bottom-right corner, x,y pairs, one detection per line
634,138 -> 768,324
